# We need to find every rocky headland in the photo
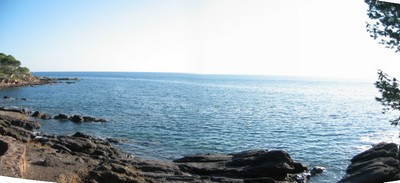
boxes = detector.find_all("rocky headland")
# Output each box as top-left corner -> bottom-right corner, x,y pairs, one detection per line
0,76 -> 80,89
0,76 -> 53,89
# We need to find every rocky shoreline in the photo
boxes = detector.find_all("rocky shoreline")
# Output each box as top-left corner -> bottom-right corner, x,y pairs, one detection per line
0,106 -> 108,123
0,109 -> 317,183
338,142 -> 400,183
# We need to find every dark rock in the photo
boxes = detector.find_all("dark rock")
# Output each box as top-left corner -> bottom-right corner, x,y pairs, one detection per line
31,111 -> 44,118
351,142 -> 398,163
310,166 -> 325,176
31,111 -> 51,119
70,115 -> 84,122
0,119 -> 35,142
339,142 -> 400,183
54,114 -> 70,120
58,136 -> 97,152
173,149 -> 308,182
10,119 -> 40,130
3,96 -> 10,99
83,116 -> 108,122
83,116 -> 96,122
36,132 -> 122,159
86,162 -> 146,183
0,140 -> 8,156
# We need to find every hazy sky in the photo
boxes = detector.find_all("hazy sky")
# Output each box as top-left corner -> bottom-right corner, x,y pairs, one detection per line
1,0 -> 400,80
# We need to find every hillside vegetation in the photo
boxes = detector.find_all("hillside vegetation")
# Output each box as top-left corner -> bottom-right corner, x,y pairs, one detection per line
0,53 -> 31,81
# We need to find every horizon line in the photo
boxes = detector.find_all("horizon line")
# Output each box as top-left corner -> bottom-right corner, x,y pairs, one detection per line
31,71 -> 376,83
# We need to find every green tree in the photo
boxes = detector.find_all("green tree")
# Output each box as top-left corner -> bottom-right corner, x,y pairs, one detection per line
0,53 -> 31,80
366,0 -> 400,125
366,0 -> 400,52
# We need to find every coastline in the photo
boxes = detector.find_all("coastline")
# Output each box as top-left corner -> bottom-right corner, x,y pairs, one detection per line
0,108 -> 312,183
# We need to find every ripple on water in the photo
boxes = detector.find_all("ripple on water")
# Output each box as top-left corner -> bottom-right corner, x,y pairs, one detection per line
2,72 -> 397,183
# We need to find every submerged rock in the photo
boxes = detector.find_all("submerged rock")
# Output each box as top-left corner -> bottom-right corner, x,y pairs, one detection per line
54,114 -> 69,120
339,142 -> 400,183
310,166 -> 325,176
70,115 -> 84,123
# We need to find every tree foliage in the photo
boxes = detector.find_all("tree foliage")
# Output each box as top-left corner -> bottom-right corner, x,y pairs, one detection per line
0,53 -> 31,79
375,70 -> 400,125
365,1 -> 400,125
365,0 -> 400,52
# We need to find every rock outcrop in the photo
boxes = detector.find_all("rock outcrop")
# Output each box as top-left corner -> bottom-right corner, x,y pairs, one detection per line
172,150 -> 309,183
31,132 -> 310,182
0,76 -> 56,89
0,118 -> 39,142
339,142 -> 400,183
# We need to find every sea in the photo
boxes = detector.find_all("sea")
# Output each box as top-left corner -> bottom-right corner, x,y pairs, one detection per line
0,72 -> 397,183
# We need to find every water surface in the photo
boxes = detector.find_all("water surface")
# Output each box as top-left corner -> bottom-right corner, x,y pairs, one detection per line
0,72 -> 396,182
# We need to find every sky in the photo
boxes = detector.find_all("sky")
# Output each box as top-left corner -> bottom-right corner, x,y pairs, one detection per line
1,0 -> 400,81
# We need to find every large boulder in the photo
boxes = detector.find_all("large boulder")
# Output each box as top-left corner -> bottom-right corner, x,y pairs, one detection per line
173,149 -> 308,182
339,142 -> 400,183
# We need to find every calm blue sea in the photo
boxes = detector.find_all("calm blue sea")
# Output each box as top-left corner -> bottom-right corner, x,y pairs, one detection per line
0,72 -> 397,182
